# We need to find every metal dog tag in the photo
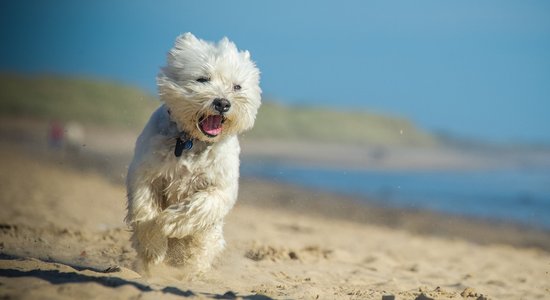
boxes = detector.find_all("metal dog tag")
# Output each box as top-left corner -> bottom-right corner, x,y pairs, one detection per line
174,138 -> 193,157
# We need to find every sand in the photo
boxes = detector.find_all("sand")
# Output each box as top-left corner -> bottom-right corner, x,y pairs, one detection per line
1,119 -> 549,299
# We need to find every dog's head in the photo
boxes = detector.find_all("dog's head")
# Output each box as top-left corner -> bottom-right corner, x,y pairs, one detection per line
157,33 -> 261,142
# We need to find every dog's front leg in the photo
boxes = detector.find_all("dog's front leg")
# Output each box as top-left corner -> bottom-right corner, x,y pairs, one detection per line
157,190 -> 231,238
156,189 -> 233,271
131,218 -> 168,268
126,177 -> 168,268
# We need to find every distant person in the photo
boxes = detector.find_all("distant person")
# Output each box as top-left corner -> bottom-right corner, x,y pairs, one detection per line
48,121 -> 64,149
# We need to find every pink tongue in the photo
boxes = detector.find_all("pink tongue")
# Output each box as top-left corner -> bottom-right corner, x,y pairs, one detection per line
201,115 -> 223,136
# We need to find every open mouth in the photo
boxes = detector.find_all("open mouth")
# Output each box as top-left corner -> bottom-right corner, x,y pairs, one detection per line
198,114 -> 225,137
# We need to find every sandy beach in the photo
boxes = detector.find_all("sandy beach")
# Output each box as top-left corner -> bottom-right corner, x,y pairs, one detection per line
1,119 -> 549,299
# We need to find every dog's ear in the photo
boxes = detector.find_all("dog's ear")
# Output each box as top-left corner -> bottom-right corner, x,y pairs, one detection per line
218,37 -> 238,53
174,32 -> 201,49
168,33 -> 208,72
180,32 -> 198,42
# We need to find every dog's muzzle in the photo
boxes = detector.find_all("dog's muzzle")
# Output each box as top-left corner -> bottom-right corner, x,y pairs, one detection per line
197,99 -> 231,138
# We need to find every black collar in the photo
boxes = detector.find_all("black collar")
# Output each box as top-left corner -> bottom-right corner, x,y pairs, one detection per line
167,108 -> 194,157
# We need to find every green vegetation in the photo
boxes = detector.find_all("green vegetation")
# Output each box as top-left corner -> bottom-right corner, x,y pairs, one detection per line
0,73 -> 158,128
247,102 -> 437,146
0,73 -> 436,146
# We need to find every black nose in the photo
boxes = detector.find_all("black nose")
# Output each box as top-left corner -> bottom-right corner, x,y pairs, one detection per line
213,98 -> 231,113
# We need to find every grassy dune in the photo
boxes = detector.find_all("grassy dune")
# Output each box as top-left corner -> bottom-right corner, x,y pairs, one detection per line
0,73 -> 436,146
0,73 -> 158,128
250,102 -> 436,146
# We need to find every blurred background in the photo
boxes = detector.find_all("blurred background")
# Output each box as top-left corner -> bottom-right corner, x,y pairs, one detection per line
1,1 -> 549,230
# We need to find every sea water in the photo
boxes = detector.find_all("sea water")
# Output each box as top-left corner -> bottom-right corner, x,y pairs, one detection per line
241,160 -> 550,229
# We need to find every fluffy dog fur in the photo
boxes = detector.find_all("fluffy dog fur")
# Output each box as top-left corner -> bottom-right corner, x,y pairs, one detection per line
125,33 -> 261,273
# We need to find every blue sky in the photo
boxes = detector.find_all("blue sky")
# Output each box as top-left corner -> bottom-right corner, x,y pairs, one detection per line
1,1 -> 549,143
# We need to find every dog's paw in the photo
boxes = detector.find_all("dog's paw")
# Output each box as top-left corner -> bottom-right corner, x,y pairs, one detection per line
142,234 -> 168,265
133,221 -> 168,265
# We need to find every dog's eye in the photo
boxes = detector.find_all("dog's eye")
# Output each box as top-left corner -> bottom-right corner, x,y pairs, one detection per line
233,84 -> 242,91
196,77 -> 210,83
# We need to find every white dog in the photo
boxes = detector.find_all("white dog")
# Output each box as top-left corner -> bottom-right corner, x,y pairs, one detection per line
125,33 -> 261,274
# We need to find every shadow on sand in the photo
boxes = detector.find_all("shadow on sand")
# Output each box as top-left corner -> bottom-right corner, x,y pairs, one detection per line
0,255 -> 272,300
